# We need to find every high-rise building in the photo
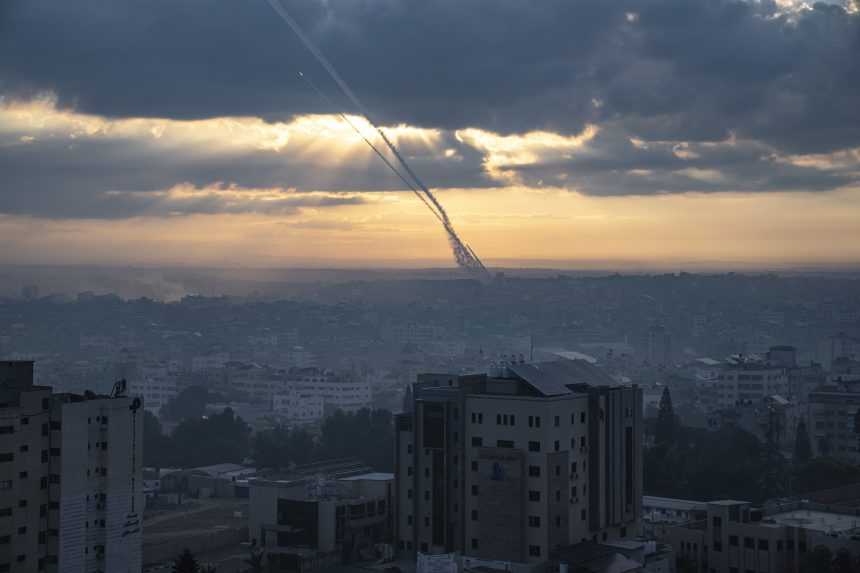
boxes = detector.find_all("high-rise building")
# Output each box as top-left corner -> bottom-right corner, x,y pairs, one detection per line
394,359 -> 643,564
0,361 -> 143,573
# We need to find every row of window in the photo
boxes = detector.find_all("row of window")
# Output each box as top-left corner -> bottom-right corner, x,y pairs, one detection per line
470,437 -> 588,452
470,412 -> 588,427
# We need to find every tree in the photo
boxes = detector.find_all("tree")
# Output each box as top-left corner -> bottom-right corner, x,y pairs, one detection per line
794,419 -> 813,463
319,408 -> 394,471
170,408 -> 251,468
143,410 -> 174,467
253,426 -> 316,469
161,386 -> 209,422
172,548 -> 199,573
655,387 -> 676,446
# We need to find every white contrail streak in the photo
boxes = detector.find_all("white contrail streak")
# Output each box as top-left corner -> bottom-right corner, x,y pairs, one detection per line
265,0 -> 488,275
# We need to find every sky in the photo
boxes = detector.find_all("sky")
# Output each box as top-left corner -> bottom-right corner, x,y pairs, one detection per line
1,0 -> 859,269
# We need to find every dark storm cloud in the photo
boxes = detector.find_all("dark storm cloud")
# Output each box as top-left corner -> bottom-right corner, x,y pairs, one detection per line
2,0 -> 858,150
509,125 -> 859,195
1,0 -> 859,218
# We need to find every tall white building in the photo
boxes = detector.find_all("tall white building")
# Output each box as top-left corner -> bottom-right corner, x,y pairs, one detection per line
128,360 -> 177,416
0,361 -> 143,573
287,368 -> 372,415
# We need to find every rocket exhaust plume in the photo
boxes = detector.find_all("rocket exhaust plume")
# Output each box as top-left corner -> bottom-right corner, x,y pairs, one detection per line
265,0 -> 488,277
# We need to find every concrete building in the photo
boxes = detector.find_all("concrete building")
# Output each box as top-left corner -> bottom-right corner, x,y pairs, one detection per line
715,356 -> 789,408
646,325 -> 672,368
807,385 -> 860,461
249,464 -> 394,573
128,361 -> 177,416
666,499 -> 860,573
395,359 -> 643,565
0,360 -> 143,573
287,368 -> 372,415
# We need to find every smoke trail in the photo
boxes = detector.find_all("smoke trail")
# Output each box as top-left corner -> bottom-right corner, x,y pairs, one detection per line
297,72 -> 445,224
265,0 -> 488,275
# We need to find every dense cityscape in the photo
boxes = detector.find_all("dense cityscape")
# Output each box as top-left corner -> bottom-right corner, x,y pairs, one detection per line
1,270 -> 859,572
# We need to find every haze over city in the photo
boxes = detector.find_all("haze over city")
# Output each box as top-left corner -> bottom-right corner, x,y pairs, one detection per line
2,1 -> 860,573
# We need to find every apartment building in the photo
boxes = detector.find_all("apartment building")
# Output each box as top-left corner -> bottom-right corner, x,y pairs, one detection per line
395,359 -> 642,565
667,499 -> 860,573
128,361 -> 177,416
287,368 -> 372,415
807,385 -> 860,462
0,361 -> 143,573
715,357 -> 789,408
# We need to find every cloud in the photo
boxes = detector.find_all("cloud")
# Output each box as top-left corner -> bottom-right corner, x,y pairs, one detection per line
0,97 -> 490,218
1,0 -> 858,154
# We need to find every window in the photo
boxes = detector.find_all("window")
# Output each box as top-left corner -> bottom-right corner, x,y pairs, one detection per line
528,465 -> 541,477
555,465 -> 561,477
0,426 -> 13,435
529,490 -> 540,502
18,445 -> 27,453
407,467 -> 413,476
497,414 -> 502,425
535,416 -> 541,428
581,509 -> 587,521
729,535 -> 738,547
471,437 -> 483,447
510,415 -> 516,426
407,489 -> 413,499
580,412 -> 586,423
407,444 -> 413,454
554,440 -> 560,452
16,527 -> 26,535
555,515 -> 561,527
0,453 -> 13,463
528,416 -> 534,428
407,515 -> 413,525
528,515 -> 541,527
424,491 -> 430,501
571,461 -> 578,474
424,468 -> 430,478
471,485 -> 479,495
497,440 -> 514,449
554,416 -> 560,427
471,538 -> 479,550
471,461 -> 478,472
478,413 -> 483,424
571,413 -> 576,424
0,481 -> 12,490
471,510 -> 478,521
744,538 -> 754,549
758,539 -> 769,551
17,500 -> 26,508
571,486 -> 577,498
528,441 -> 541,452
471,413 -> 477,423
580,436 -> 586,448
424,517 -> 430,526
529,545 -> 541,557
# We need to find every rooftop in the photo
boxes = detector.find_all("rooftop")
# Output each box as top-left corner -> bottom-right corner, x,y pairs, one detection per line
765,509 -> 860,533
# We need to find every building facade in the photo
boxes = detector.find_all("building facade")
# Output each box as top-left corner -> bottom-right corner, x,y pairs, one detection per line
0,361 -> 143,573
395,360 -> 643,564
249,470 -> 394,573
666,499 -> 860,573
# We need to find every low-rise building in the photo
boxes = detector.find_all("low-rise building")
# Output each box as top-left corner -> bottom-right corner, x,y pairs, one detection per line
249,467 -> 394,572
666,499 -> 860,573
